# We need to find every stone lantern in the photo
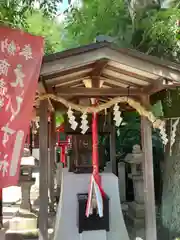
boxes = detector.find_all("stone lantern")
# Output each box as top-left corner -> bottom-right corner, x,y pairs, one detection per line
125,145 -> 145,227
19,148 -> 36,211
5,148 -> 38,240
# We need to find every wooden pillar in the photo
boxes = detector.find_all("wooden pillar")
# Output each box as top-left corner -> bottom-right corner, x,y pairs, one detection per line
110,118 -> 117,175
48,112 -> 56,212
141,96 -> 157,240
39,100 -> 49,240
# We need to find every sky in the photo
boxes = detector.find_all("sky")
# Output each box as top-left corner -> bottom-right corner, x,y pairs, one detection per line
57,0 -> 80,22
58,0 -> 70,13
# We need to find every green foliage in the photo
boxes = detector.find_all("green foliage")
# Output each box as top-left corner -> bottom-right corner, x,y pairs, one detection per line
25,11 -> 63,54
62,0 -> 180,63
0,0 -> 62,28
0,0 -> 64,54
115,112 -> 163,154
151,100 -> 164,118
56,112 -> 64,127
135,8 -> 180,61
62,0 -> 133,49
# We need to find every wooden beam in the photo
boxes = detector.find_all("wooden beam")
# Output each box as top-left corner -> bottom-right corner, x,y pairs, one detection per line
101,75 -> 141,88
92,59 -> 108,77
42,63 -> 94,81
143,78 -> 165,94
53,78 -> 82,88
110,116 -> 117,175
91,58 -> 108,87
38,80 -> 55,112
103,68 -> 151,86
39,100 -> 49,240
107,65 -> 153,83
41,49 -> 105,77
41,46 -> 180,83
48,112 -> 56,212
56,87 -> 142,96
104,48 -> 180,82
144,78 -> 180,95
141,96 -> 157,240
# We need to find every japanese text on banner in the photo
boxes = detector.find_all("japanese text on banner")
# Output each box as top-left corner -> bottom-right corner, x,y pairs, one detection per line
0,27 -> 43,188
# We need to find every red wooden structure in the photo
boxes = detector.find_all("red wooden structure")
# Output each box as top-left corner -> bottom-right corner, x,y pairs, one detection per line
56,124 -> 72,166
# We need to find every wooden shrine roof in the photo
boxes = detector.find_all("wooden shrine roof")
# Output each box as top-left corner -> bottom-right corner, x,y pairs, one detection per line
38,41 -> 180,110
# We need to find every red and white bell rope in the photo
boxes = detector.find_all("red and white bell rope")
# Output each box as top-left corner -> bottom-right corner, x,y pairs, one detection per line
85,100 -> 105,218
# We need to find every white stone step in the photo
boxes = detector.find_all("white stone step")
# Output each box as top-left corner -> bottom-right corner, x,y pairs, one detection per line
9,217 -> 37,231
80,230 -> 107,240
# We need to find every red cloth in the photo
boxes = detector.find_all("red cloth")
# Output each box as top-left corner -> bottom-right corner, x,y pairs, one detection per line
86,110 -> 105,217
0,26 -> 44,187
92,112 -> 105,197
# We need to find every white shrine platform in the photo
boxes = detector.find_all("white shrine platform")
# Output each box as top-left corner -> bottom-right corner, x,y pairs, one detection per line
53,168 -> 130,240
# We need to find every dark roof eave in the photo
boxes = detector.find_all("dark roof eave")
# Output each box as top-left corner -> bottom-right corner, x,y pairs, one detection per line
42,41 -> 110,63
42,41 -> 180,74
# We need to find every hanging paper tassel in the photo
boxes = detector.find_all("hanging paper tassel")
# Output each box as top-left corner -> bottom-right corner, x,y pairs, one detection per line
80,112 -> 89,134
117,128 -> 120,137
113,103 -> 123,127
171,118 -> 180,147
159,122 -> 168,145
86,175 -> 103,218
67,107 -> 78,130
35,119 -> 39,129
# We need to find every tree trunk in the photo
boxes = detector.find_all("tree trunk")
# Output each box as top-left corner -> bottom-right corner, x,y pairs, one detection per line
161,121 -> 180,239
126,0 -> 160,22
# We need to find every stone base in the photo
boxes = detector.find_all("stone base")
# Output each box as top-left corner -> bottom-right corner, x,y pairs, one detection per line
128,202 -> 145,218
80,230 -> 107,240
54,169 -> 129,240
9,217 -> 37,231
8,209 -> 37,235
5,229 -> 38,240
127,202 -> 145,228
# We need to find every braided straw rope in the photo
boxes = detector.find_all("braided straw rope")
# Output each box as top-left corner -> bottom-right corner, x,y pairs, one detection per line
36,93 -> 164,129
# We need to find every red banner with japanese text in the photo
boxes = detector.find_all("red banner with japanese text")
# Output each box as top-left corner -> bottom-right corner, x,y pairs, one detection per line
0,26 -> 44,188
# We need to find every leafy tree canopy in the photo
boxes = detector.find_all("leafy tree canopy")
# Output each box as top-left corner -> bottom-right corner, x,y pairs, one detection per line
0,0 -> 65,54
62,0 -> 133,49
0,0 -> 63,27
62,0 -> 180,63
25,11 -> 63,54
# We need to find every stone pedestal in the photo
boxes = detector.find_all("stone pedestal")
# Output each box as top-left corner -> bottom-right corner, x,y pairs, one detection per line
104,161 -> 112,173
125,145 -> 145,228
118,162 -> 126,202
6,150 -> 38,240
55,162 -> 63,203
20,181 -> 34,211
53,169 -> 130,240
127,175 -> 145,228
5,210 -> 38,240
6,180 -> 38,240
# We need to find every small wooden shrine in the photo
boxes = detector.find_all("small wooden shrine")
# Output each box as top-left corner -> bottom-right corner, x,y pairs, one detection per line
36,41 -> 180,240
